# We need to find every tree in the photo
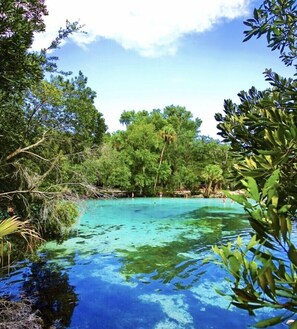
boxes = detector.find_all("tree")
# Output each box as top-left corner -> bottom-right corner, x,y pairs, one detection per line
0,0 -> 46,160
162,105 -> 202,191
200,164 -> 223,197
212,0 -> 297,326
154,124 -> 176,192
0,70 -> 106,235
193,136 -> 232,191
0,0 -> 105,246
92,143 -> 131,190
119,110 -> 136,126
24,71 -> 107,153
243,0 -> 297,67
0,0 -> 47,95
122,122 -> 159,195
111,106 -> 231,194
111,106 -> 206,194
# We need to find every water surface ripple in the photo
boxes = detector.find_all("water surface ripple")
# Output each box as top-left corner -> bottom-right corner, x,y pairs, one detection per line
0,198 -> 286,329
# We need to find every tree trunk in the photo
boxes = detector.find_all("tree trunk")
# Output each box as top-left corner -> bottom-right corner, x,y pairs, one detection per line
154,144 -> 166,192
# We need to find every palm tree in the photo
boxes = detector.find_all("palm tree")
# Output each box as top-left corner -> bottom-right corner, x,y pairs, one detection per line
0,216 -> 42,271
154,125 -> 177,192
201,164 -> 223,197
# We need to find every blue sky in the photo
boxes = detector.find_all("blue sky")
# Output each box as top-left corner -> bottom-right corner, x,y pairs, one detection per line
33,0 -> 294,138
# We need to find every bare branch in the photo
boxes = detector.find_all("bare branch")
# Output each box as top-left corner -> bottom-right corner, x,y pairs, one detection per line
5,131 -> 48,161
31,154 -> 61,189
22,151 -> 50,162
0,190 -> 60,197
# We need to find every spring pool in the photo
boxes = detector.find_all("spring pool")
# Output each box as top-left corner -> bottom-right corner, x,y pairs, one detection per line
0,198 -> 285,328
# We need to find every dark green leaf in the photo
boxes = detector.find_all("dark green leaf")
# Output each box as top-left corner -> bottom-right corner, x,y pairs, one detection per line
288,245 -> 297,267
253,316 -> 283,328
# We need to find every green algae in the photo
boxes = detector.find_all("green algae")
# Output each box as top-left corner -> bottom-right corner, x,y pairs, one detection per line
112,204 -> 250,290
116,237 -> 206,289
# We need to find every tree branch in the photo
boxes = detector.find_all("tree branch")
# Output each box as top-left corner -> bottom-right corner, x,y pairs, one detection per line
5,131 -> 48,161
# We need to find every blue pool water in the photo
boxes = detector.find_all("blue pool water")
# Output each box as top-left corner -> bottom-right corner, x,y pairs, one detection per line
0,198 -> 287,328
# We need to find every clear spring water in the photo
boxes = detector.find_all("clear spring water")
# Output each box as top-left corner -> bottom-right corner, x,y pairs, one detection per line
0,198 -> 287,329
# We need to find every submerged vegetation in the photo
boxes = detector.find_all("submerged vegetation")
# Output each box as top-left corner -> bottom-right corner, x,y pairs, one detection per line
116,208 -> 248,289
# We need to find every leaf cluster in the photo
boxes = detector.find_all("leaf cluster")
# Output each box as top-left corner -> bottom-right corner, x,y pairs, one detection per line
213,0 -> 297,326
212,171 -> 297,327
243,0 -> 297,67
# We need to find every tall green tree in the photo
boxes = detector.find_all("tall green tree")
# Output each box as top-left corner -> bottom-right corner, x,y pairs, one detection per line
24,71 -> 107,153
122,122 -> 160,195
111,106 -> 234,195
113,106 -> 204,194
193,136 -> 232,191
0,0 -> 106,244
91,142 -> 131,190
212,0 -> 297,326
154,124 -> 176,192
0,0 -> 47,95
162,105 -> 202,191
200,164 -> 223,197
111,106 -> 233,195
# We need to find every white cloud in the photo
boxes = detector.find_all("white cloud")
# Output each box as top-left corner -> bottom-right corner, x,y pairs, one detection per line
33,0 -> 252,57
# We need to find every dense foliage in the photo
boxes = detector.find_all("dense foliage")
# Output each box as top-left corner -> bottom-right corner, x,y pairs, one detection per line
97,106 -> 232,196
213,0 -> 297,327
0,0 -> 107,251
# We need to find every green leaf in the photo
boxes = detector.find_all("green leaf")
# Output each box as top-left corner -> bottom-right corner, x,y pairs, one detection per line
279,204 -> 291,213
262,169 -> 279,199
247,177 -> 260,202
243,29 -> 257,42
288,245 -> 297,267
214,288 -> 227,297
224,191 -> 247,205
253,316 -> 283,328
232,301 -> 263,311
247,235 -> 259,250
249,219 -> 269,241
265,267 -> 275,294
236,235 -> 243,248
254,8 -> 259,20
280,215 -> 289,240
249,261 -> 258,282
234,288 -> 259,303
229,255 -> 241,276
276,289 -> 294,299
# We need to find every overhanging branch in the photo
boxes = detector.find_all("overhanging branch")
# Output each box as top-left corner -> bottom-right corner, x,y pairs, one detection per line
5,131 -> 48,161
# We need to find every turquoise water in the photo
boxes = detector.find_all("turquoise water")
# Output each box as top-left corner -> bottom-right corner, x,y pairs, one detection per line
0,198 -> 286,328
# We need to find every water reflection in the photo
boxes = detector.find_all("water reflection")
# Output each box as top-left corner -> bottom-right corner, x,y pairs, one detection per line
0,198 -> 271,329
21,258 -> 78,329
